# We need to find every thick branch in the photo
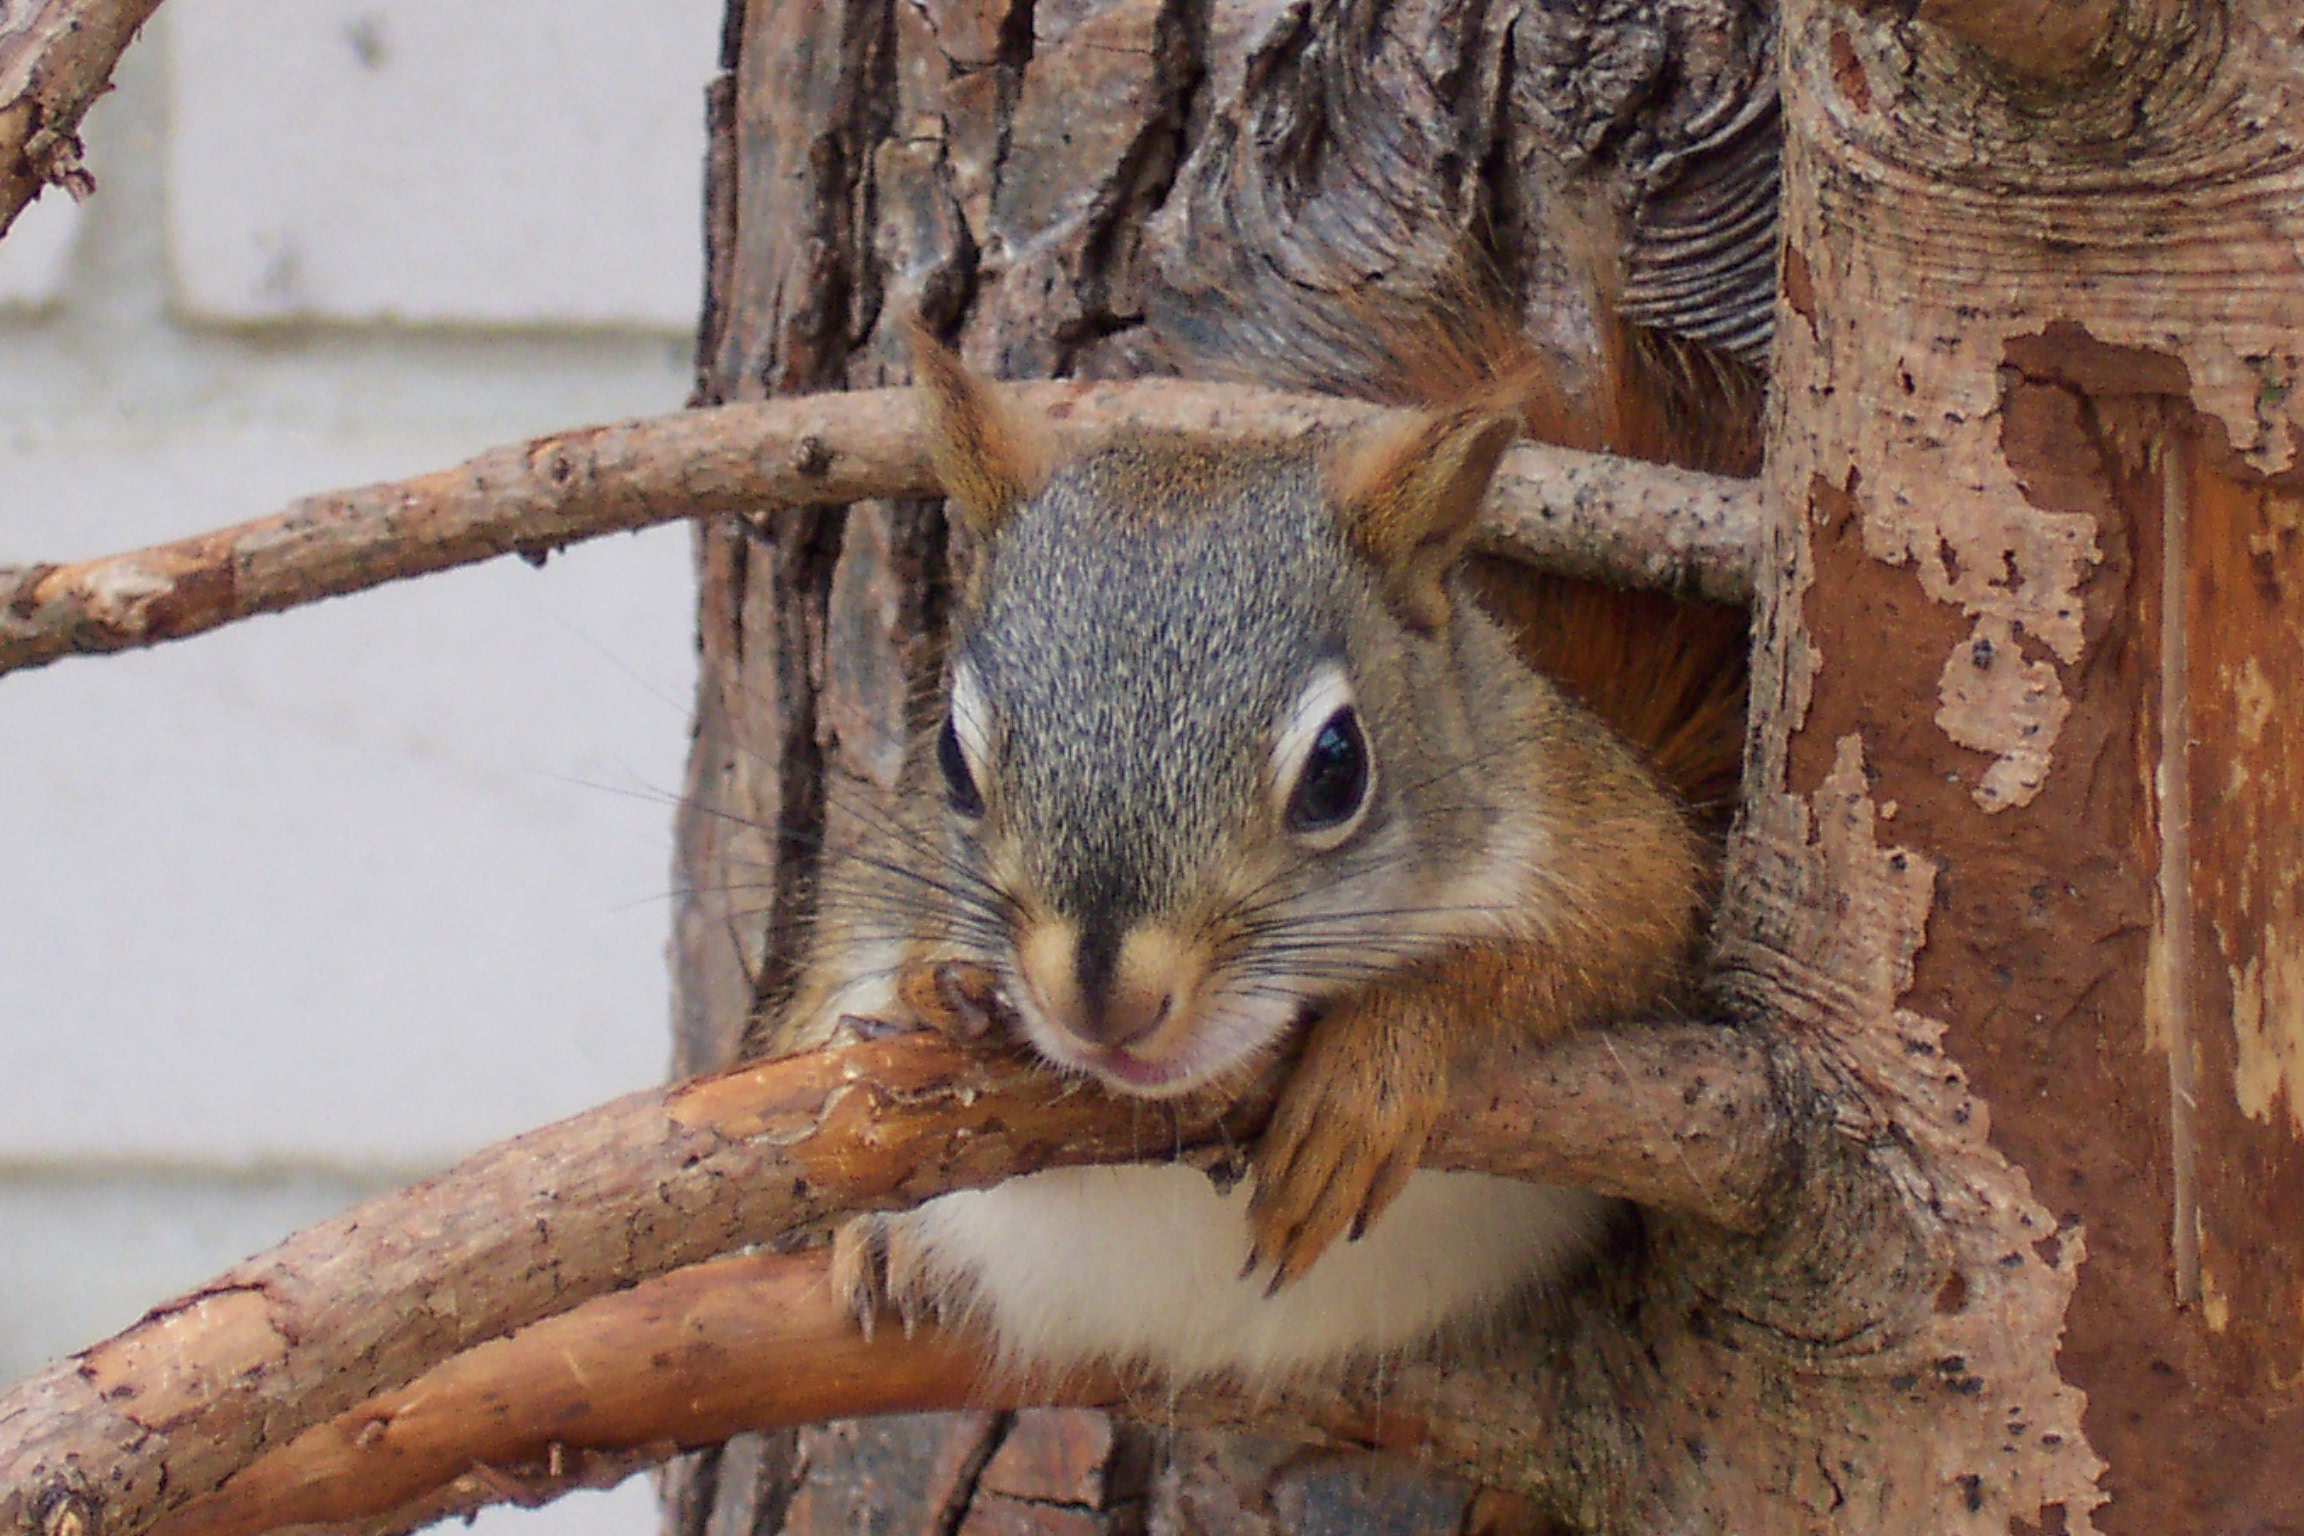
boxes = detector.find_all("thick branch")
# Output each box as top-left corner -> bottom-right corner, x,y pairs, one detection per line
0,1023 -> 1791,1536
0,0 -> 161,236
158,1249 -> 1455,1536
0,382 -> 1761,679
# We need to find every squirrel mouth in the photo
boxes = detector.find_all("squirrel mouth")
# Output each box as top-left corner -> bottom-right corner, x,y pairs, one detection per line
1080,1043 -> 1194,1095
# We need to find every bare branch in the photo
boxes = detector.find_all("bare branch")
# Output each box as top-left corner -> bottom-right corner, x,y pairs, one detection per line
0,0 -> 162,236
0,1023 -> 1794,1536
156,1249 -> 1463,1536
0,382 -> 1761,679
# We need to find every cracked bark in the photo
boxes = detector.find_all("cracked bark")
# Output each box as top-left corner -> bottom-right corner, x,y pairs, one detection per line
673,0 -> 2304,1532
673,2 -> 1777,1534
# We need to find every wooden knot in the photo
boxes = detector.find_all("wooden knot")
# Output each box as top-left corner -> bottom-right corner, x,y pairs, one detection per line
792,436 -> 834,476
34,1484 -> 93,1536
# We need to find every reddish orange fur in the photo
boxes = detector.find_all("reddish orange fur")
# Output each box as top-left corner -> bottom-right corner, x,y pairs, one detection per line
1327,407 -> 1523,633
1357,285 -> 1756,836
903,315 -> 1053,538
1244,283 -> 1754,1279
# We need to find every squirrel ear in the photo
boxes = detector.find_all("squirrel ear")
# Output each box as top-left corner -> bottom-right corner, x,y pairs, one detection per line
1327,406 -> 1519,633
903,316 -> 1054,541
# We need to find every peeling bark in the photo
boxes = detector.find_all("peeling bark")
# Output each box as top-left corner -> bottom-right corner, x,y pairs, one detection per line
1745,2 -> 2304,1530
663,0 -> 2304,1532
674,2 -> 1783,1532
0,1022 -> 1815,1536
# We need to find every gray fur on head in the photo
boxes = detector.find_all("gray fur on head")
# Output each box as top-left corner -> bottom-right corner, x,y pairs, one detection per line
948,433 -> 1501,955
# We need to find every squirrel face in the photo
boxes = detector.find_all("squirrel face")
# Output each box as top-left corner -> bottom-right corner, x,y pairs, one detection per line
907,326 -> 1520,1098
941,444 -> 1398,1093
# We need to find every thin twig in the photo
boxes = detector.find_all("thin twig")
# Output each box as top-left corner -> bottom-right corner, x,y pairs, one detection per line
0,381 -> 1761,679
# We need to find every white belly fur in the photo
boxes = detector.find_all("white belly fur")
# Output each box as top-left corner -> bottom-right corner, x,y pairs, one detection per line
903,1166 -> 1613,1388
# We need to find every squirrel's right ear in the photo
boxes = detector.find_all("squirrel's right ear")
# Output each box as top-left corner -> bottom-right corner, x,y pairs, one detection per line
1327,406 -> 1520,633
903,316 -> 1054,541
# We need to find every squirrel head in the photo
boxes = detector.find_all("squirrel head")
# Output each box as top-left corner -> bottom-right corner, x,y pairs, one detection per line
908,327 -> 1521,1097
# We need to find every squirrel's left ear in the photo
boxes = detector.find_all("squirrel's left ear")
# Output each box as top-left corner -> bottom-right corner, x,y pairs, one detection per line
903,316 -> 1054,541
1327,406 -> 1519,633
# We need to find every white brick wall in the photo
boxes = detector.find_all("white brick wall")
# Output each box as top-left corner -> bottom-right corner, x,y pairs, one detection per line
0,7 -> 721,1532
0,191 -> 81,307
167,0 -> 711,328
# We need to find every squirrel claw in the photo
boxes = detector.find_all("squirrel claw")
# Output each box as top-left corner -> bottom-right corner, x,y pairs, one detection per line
830,1212 -> 939,1341
829,1215 -> 889,1341
1244,1003 -> 1446,1290
895,961 -> 1010,1042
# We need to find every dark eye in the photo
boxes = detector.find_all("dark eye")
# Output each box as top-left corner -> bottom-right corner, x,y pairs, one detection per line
1286,707 -> 1369,834
938,714 -> 984,818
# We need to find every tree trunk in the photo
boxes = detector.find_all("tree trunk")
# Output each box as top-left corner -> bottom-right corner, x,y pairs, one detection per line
668,0 -> 2304,1532
668,2 -> 1770,1532
1743,3 -> 2304,1530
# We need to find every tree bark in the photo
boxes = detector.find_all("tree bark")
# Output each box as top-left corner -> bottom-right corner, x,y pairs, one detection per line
669,1 -> 1778,1533
1741,1 -> 2304,1531
669,0 -> 2304,1533
0,0 -> 160,237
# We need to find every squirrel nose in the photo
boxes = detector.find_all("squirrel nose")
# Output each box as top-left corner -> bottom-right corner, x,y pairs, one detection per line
1018,919 -> 1199,1052
1082,972 -> 1175,1048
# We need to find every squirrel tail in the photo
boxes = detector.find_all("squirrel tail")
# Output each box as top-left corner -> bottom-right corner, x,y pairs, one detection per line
1341,269 -> 1757,829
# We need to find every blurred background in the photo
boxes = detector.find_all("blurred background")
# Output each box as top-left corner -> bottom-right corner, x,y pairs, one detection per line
0,3 -> 723,1530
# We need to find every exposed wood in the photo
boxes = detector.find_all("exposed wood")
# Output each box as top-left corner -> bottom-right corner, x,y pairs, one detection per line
0,0 -> 161,238
0,1022 -> 1802,1536
1910,0 -> 2129,83
0,383 -> 1758,680
155,1251 -> 1447,1536
154,1253 -> 1009,1536
1737,2 -> 2304,1531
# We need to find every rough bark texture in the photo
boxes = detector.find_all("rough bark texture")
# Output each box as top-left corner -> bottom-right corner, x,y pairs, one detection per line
671,2 -> 1780,1533
0,385 -> 1755,680
665,0 -> 2290,1533
0,0 -> 161,237
4,1021 -> 1769,1536
0,1035 -> 1278,1536
1747,1 -> 2304,1532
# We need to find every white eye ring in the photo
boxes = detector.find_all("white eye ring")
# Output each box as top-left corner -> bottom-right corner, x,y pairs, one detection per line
1269,662 -> 1375,850
941,661 -> 996,813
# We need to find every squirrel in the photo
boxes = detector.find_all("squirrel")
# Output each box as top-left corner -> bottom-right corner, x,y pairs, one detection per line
755,294 -> 1751,1389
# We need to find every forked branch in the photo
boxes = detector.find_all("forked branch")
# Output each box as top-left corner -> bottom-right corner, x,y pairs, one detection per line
0,1023 -> 1800,1536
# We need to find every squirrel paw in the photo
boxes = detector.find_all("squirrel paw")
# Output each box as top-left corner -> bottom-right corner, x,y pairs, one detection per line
1244,1009 -> 1447,1292
829,1211 -> 943,1341
894,960 -> 1011,1042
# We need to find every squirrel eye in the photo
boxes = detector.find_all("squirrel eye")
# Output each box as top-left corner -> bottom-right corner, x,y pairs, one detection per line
1285,707 -> 1369,834
938,714 -> 984,818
